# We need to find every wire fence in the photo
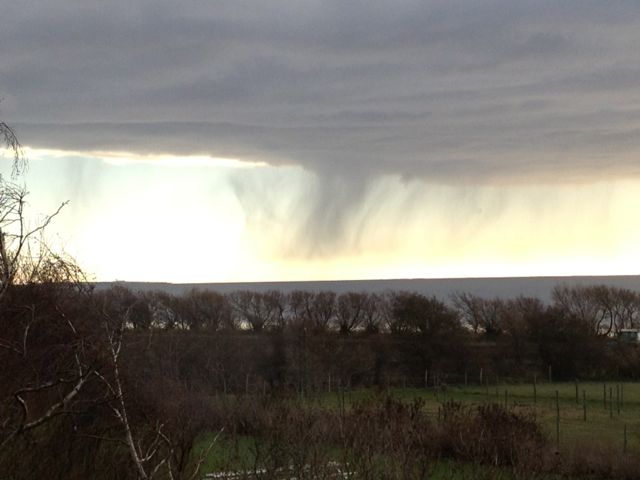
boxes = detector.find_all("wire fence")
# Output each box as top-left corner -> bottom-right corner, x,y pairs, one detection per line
219,372 -> 640,456
388,377 -> 640,456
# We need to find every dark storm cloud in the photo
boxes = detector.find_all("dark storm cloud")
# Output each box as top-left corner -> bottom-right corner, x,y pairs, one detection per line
3,0 -> 640,182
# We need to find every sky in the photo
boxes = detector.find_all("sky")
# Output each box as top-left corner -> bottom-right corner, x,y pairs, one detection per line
2,1 -> 640,282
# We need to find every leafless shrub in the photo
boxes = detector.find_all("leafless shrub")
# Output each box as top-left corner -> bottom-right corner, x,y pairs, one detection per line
437,401 -> 546,469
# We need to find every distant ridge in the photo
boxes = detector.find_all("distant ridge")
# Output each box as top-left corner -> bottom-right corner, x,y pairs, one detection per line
94,275 -> 640,303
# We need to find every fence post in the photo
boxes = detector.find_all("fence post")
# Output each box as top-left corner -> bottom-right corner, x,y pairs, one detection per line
617,384 -> 621,416
583,390 -> 587,422
424,369 -> 428,389
610,387 -> 613,419
479,367 -> 483,385
624,424 -> 628,454
555,390 -> 560,450
245,373 -> 250,395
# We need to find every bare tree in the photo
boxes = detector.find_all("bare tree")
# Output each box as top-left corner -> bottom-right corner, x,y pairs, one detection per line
289,290 -> 314,331
361,293 -> 383,334
146,291 -> 184,329
179,288 -> 232,331
335,292 -> 367,334
0,121 -> 94,454
377,291 -> 395,333
451,292 -> 504,336
391,292 -> 460,335
95,314 -> 217,480
262,290 -> 288,331
0,282 -> 96,453
229,290 -> 282,332
390,292 -> 467,377
614,288 -> 640,330
0,127 -> 67,300
550,285 -> 634,335
589,286 -> 640,334
99,285 -> 153,329
0,121 -> 25,176
451,292 -> 483,333
311,291 -> 336,332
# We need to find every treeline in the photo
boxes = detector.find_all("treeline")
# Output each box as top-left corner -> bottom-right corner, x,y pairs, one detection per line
97,283 -> 640,391
106,283 -> 640,335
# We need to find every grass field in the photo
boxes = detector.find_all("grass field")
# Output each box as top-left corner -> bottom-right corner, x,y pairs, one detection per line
195,433 -> 566,479
386,381 -> 640,452
196,382 -> 640,478
308,380 -> 640,450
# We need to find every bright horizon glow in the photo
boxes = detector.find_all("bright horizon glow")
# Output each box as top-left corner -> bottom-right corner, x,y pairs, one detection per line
19,146 -> 268,169
9,146 -> 640,283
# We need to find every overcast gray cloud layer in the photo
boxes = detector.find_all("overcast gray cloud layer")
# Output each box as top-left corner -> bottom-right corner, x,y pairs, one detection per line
3,0 -> 640,182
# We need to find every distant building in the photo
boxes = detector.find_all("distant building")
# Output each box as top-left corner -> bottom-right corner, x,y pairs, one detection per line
618,329 -> 640,343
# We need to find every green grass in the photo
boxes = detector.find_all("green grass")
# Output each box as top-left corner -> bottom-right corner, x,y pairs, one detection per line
294,380 -> 640,454
428,460 -> 564,480
312,380 -> 640,450
384,381 -> 640,451
194,382 -> 640,477
193,432 -> 257,473
193,433 -> 562,480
